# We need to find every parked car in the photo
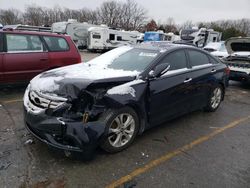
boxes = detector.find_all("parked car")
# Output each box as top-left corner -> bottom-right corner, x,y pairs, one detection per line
223,37 -> 250,83
23,42 -> 229,158
203,41 -> 228,58
0,29 -> 81,84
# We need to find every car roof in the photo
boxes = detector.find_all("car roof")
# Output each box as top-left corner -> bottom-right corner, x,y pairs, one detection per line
0,30 -> 68,37
135,41 -> 197,52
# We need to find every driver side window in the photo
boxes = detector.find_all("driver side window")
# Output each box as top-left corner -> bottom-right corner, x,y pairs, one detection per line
160,50 -> 188,71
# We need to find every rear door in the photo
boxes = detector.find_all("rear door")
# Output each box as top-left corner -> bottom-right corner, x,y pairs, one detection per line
0,33 -> 4,82
186,49 -> 216,110
43,35 -> 80,66
3,33 -> 49,83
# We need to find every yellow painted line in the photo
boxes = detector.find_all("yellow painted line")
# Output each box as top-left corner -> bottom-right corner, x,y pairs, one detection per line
106,116 -> 250,188
1,99 -> 23,104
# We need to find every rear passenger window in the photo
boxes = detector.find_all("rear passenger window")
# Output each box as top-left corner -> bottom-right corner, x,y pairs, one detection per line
161,50 -> 187,71
209,56 -> 219,64
6,34 -> 43,52
188,50 -> 210,67
43,36 -> 69,52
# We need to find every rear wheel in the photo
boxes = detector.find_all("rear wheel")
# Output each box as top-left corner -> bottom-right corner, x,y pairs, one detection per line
100,107 -> 139,153
204,85 -> 223,112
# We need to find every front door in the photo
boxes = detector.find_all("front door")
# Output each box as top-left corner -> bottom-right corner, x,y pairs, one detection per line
149,49 -> 192,126
3,33 -> 49,83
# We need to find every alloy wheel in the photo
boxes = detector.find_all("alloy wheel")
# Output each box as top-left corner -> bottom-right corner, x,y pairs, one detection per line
108,113 -> 135,148
211,87 -> 222,109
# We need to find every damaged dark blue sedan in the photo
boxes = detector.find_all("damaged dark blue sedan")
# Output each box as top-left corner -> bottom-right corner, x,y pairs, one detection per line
23,42 -> 229,157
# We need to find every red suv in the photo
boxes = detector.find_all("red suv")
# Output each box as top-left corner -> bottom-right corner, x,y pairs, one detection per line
0,30 -> 81,84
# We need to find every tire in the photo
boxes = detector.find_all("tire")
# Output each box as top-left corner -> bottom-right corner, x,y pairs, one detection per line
204,85 -> 224,112
100,107 -> 139,153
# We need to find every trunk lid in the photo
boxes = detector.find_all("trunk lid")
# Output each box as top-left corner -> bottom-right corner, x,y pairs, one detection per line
225,37 -> 250,55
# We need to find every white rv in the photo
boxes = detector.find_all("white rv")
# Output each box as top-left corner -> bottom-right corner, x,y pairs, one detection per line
165,32 -> 180,42
180,27 -> 222,47
51,19 -> 77,33
87,27 -> 138,51
52,20 -> 106,49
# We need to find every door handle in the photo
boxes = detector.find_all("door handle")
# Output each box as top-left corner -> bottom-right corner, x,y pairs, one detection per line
40,58 -> 48,61
211,69 -> 216,73
184,78 -> 192,83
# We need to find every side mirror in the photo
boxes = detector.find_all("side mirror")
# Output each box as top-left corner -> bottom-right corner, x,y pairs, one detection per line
149,63 -> 170,78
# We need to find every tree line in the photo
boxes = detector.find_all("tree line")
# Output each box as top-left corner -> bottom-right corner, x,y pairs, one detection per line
0,0 -> 147,31
0,0 -> 249,39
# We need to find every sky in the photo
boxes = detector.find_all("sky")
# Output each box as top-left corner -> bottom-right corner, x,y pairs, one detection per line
0,0 -> 249,24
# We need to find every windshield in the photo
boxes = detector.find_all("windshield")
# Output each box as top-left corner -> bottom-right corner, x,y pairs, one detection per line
87,46 -> 159,73
219,43 -> 227,52
107,48 -> 159,72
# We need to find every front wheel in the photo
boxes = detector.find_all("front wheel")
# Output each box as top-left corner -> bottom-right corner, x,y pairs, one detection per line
204,85 -> 223,112
100,107 -> 139,153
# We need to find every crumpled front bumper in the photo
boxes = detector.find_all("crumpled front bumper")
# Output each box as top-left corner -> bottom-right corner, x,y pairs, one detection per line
23,107 -> 106,155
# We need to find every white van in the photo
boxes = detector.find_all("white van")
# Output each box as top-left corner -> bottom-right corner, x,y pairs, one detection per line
87,27 -> 138,51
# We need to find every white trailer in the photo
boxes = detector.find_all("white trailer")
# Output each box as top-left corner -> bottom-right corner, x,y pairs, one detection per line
87,27 -> 138,51
165,32 -> 180,42
180,27 -> 222,47
51,19 -> 77,33
52,20 -> 106,49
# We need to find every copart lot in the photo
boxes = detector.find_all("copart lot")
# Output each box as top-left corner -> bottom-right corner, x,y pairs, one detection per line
0,51 -> 250,188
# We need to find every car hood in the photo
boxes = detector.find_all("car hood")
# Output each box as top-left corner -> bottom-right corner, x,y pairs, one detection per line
225,37 -> 250,55
30,63 -> 139,98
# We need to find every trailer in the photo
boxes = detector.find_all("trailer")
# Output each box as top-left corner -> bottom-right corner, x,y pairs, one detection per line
180,27 -> 221,47
87,27 -> 138,51
165,32 -> 180,41
52,20 -> 107,49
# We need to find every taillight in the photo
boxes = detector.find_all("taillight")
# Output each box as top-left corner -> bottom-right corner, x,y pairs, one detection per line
225,67 -> 230,75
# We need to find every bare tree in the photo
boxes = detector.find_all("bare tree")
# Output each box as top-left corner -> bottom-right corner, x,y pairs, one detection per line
97,0 -> 147,30
23,5 -> 45,26
164,17 -> 178,33
97,1 -> 123,27
180,20 -> 194,29
122,0 -> 147,30
0,8 -> 22,25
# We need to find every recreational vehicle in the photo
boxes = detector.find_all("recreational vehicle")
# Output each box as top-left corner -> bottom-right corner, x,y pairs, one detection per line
87,27 -> 138,51
180,27 -> 222,47
165,32 -> 180,41
51,19 -> 77,33
52,20 -> 105,49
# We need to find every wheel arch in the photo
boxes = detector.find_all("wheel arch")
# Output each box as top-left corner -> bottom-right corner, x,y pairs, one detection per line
126,103 -> 147,135
218,82 -> 226,101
